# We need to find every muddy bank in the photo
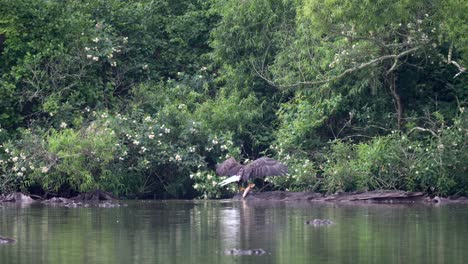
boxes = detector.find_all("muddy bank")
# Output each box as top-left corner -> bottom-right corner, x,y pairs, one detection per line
0,190 -> 126,208
233,190 -> 468,204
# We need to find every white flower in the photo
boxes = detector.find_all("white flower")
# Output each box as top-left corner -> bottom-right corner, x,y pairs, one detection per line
111,61 -> 117,67
178,104 -> 186,109
142,64 -> 148,69
194,184 -> 199,189
148,134 -> 155,139
21,167 -> 26,172
164,128 -> 170,134
41,167 -> 49,173
13,166 -> 18,171
17,172 -> 23,177
60,122 -> 67,128
85,47 -> 90,51
12,156 -> 18,162
92,56 -> 99,61
175,154 -> 182,161
133,140 -> 140,145
93,37 -> 99,43
212,139 -> 218,145
87,54 -> 93,59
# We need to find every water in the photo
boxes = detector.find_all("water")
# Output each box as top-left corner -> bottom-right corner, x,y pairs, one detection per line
1,200 -> 467,264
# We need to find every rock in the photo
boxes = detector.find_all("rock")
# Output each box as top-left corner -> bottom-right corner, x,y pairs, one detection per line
0,236 -> 16,244
98,201 -> 127,208
433,196 -> 442,204
40,189 -> 126,208
43,197 -> 72,204
305,219 -> 334,226
224,248 -> 267,256
42,197 -> 126,208
0,192 -> 35,203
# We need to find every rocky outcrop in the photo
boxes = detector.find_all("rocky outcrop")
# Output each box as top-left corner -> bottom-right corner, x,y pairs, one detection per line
0,192 -> 35,203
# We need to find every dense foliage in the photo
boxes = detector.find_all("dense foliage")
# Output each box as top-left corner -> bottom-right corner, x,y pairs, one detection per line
1,0 -> 466,198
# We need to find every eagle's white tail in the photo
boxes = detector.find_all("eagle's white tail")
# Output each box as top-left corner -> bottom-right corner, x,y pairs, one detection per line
218,175 -> 241,186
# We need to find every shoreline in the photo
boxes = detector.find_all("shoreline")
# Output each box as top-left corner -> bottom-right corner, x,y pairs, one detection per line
232,190 -> 468,204
2,190 -> 468,205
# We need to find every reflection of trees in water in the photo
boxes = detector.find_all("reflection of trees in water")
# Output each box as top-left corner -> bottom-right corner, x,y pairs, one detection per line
1,202 -> 468,263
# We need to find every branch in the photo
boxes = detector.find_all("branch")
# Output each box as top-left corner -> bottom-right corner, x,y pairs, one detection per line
254,46 -> 421,89
445,43 -> 466,78
408,126 -> 438,137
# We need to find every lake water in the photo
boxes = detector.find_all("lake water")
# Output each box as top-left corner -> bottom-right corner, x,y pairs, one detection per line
1,200 -> 467,263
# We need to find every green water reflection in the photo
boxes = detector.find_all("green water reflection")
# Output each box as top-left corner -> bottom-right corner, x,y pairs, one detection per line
1,200 -> 467,264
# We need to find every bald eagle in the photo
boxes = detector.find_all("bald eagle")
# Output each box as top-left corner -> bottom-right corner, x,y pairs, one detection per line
216,157 -> 288,197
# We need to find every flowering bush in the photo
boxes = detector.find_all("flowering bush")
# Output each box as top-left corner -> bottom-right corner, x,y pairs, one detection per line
320,113 -> 468,195
264,152 -> 319,192
191,170 -> 237,199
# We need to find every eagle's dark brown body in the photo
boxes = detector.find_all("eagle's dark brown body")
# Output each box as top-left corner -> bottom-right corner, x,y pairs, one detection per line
216,157 -> 288,183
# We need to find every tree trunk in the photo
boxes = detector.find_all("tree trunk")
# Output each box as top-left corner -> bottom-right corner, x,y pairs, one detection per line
388,73 -> 403,130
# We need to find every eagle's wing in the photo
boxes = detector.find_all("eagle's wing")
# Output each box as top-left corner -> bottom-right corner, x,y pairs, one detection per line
216,157 -> 243,176
242,157 -> 288,181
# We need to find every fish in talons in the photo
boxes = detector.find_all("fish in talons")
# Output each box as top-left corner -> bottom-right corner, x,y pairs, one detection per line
217,157 -> 288,198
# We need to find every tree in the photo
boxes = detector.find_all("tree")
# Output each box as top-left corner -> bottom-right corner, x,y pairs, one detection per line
257,0 -> 467,131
